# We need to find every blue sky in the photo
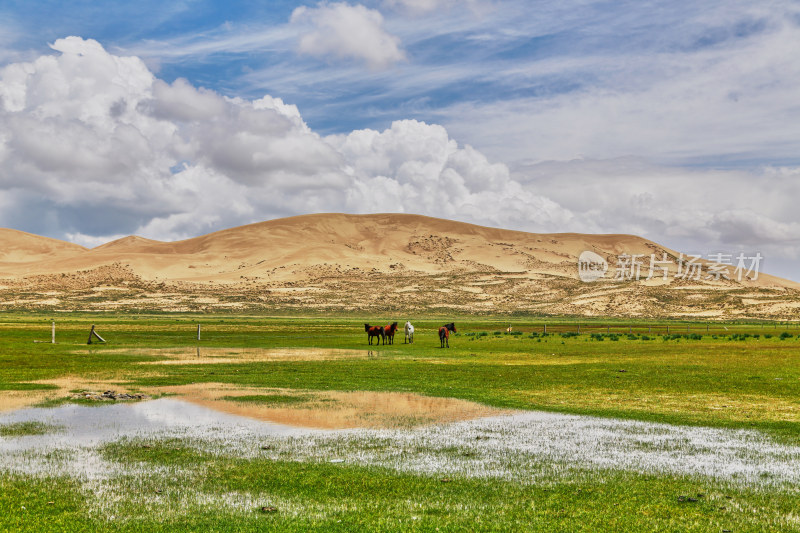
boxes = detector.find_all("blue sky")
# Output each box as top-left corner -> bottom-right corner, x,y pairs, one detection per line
3,0 -> 789,150
1,0 -> 800,280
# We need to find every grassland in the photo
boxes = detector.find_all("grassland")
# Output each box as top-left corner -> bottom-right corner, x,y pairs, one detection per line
1,312 -> 799,531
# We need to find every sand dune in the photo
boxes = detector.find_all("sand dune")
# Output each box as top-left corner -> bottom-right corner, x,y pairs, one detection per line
0,213 -> 797,317
0,228 -> 87,263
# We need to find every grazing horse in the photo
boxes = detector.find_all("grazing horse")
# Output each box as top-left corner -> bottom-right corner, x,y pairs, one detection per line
404,321 -> 414,344
365,324 -> 384,345
383,322 -> 399,345
439,322 -> 456,348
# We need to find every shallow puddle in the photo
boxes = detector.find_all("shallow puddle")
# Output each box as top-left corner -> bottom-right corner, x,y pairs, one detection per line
1,377 -> 506,431
151,383 -> 507,429
0,398 -> 314,457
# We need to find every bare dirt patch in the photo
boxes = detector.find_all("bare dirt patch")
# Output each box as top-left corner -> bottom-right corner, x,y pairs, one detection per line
0,377 -> 141,412
149,383 -> 508,429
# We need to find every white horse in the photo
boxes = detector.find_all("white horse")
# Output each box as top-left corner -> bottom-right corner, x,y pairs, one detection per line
404,321 -> 414,344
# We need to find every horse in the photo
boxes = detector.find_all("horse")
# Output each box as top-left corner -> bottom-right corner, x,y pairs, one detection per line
404,321 -> 414,344
439,322 -> 456,348
383,322 -> 399,345
365,323 -> 384,345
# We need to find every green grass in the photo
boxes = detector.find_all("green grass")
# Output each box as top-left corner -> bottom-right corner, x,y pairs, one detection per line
0,421 -> 61,437
0,383 -> 59,391
221,394 -> 313,405
1,312 -> 799,530
1,314 -> 799,441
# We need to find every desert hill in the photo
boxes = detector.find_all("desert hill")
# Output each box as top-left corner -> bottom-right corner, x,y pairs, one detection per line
0,213 -> 798,318
0,228 -> 87,263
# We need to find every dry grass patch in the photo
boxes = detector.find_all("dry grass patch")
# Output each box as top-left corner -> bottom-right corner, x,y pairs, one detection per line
125,347 -> 370,365
519,386 -> 800,424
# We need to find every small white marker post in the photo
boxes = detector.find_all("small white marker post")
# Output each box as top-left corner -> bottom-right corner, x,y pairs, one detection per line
51,321 -> 55,344
197,324 -> 201,341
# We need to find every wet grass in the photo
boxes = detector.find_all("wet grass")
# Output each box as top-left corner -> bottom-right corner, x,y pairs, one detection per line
0,421 -> 61,437
0,437 -> 779,532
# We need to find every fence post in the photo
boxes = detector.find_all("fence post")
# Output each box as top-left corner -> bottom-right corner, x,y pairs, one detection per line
543,324 -> 547,334
51,321 -> 55,344
87,325 -> 106,345
197,324 -> 201,341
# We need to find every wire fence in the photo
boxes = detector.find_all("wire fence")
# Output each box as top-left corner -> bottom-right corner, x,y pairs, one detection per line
18,318 -> 800,346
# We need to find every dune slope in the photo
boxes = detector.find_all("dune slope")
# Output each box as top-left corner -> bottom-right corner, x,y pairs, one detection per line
0,214 -> 797,318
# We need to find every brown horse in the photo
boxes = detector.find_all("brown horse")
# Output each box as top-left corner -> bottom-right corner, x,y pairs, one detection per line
439,322 -> 456,348
383,322 -> 398,345
365,323 -> 385,345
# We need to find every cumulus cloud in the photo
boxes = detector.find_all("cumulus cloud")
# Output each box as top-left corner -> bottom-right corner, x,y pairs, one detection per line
0,37 -> 350,240
290,2 -> 405,69
0,36 -> 567,244
330,120 -> 573,229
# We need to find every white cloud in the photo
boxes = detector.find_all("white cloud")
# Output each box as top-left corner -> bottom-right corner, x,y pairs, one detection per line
443,16 -> 800,167
330,119 -> 574,229
1,36 -> 798,281
290,2 -> 405,69
512,158 -> 800,274
382,0 -> 482,15
0,36 -> 568,243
